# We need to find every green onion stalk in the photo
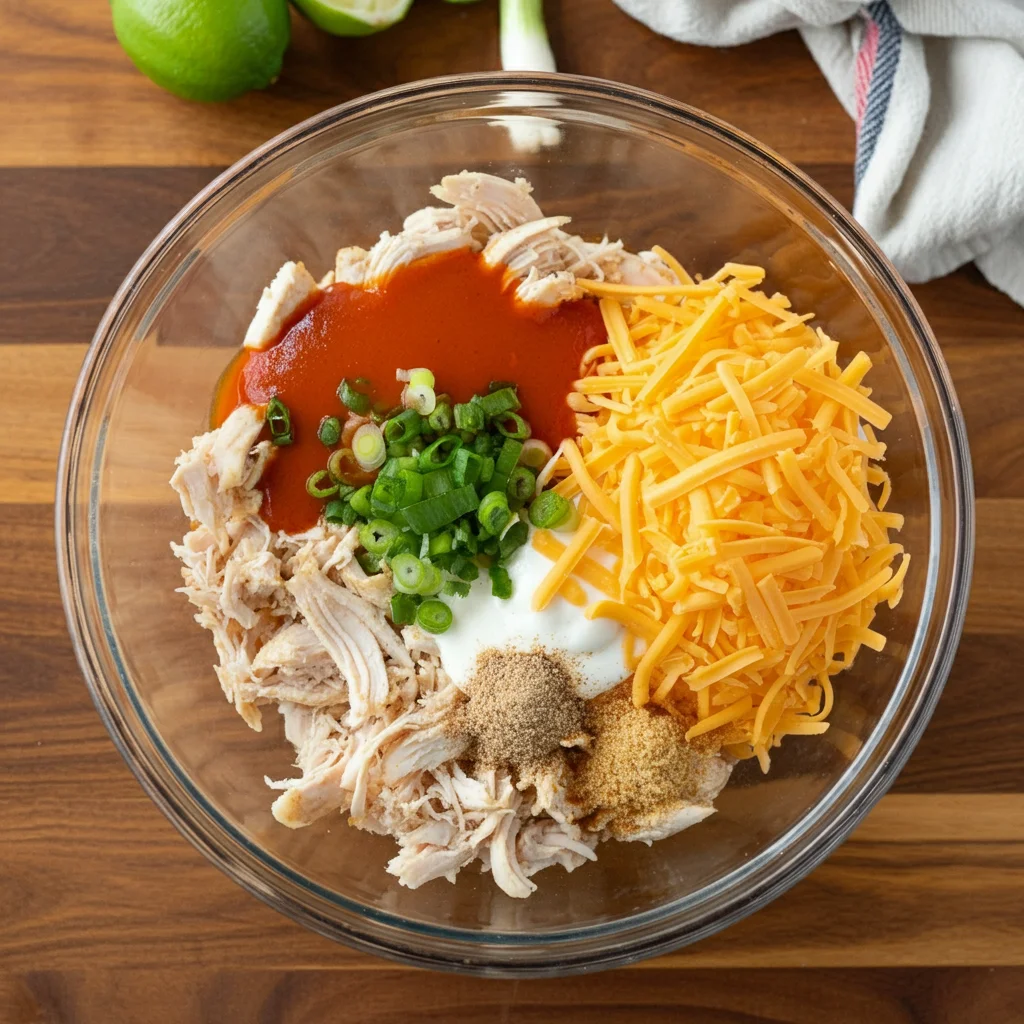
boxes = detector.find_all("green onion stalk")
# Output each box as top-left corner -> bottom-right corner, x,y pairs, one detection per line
500,0 -> 555,73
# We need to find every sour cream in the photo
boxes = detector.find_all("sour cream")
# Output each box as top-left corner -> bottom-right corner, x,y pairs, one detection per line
434,535 -> 628,699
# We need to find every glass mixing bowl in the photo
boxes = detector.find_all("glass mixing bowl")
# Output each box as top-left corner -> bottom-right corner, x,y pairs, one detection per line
57,73 -> 973,975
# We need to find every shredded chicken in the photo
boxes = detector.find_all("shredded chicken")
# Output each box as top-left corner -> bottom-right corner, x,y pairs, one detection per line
171,172 -> 733,899
325,171 -> 678,305
243,261 -> 320,351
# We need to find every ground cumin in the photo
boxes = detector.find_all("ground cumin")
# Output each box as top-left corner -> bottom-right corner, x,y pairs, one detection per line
567,683 -> 721,831
457,649 -> 585,770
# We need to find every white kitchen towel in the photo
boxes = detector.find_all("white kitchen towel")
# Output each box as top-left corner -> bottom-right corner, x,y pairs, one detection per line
613,0 -> 1024,306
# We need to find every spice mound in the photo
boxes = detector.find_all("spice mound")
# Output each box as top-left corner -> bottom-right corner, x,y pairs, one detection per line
568,684 -> 731,841
458,649 -> 585,770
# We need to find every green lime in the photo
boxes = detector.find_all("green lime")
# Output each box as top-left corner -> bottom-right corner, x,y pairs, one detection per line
111,0 -> 291,102
291,0 -> 413,36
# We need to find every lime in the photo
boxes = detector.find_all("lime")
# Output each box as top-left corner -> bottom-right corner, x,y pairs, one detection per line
111,0 -> 291,102
291,0 -> 414,36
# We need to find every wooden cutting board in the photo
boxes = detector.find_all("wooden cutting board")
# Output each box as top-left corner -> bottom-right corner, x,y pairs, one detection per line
2,1 -> 1022,1020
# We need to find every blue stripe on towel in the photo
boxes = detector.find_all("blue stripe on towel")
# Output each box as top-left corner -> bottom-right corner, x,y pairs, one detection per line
855,1 -> 902,187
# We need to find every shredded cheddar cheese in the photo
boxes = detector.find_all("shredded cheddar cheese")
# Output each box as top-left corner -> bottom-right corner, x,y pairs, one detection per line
535,256 -> 908,770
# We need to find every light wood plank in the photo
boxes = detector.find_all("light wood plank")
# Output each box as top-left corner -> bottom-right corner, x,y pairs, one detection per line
4,343 -> 86,503
967,498 -> 1024,635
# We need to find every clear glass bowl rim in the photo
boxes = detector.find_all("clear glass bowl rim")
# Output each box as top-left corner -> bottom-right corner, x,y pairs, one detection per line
56,72 -> 975,976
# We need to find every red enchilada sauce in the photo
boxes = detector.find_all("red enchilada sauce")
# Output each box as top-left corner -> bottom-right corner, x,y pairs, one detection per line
214,249 -> 606,533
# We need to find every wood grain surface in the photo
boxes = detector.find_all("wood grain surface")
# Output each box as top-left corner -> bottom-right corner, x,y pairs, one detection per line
2,1 -> 1023,1021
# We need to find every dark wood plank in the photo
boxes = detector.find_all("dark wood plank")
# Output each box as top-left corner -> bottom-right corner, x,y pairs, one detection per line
0,168 -> 218,344
2,967 -> 1022,1024
892,631 -> 1024,792
0,1 -> 853,167
2,167 -> 852,347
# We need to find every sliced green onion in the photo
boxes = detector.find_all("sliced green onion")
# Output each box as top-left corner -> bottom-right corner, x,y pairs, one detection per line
499,519 -> 529,562
391,553 -> 427,594
423,468 -> 454,498
519,438 -> 553,469
327,448 -> 355,484
338,378 -> 371,414
478,491 -> 512,536
266,396 -> 293,446
370,474 -> 405,516
318,415 -> 342,447
402,485 -> 480,534
451,448 -> 483,488
472,433 -> 496,456
454,528 -> 477,552
450,554 -> 480,581
381,456 -> 420,477
479,456 -> 495,483
481,535 -> 500,557
494,412 -> 531,439
427,401 -> 452,434
349,485 -> 372,518
429,531 -> 454,557
489,564 -> 513,600
409,368 -> 435,389
405,383 -> 436,415
475,386 -> 521,418
487,437 -> 523,493
417,598 -> 453,634
554,501 -> 581,533
529,490 -> 572,529
443,579 -> 471,599
383,409 -> 423,445
495,438 -> 524,477
488,380 -> 518,394
324,498 -> 348,524
417,562 -> 443,596
352,422 -> 386,472
396,469 -> 424,507
454,401 -> 485,433
386,442 -> 411,459
390,592 -> 419,626
506,466 -> 536,503
306,469 -> 339,499
387,531 -> 418,557
373,403 -> 403,426
341,503 -> 359,526
360,519 -> 401,556
418,434 -> 463,471
452,522 -> 473,552
357,550 -> 382,576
